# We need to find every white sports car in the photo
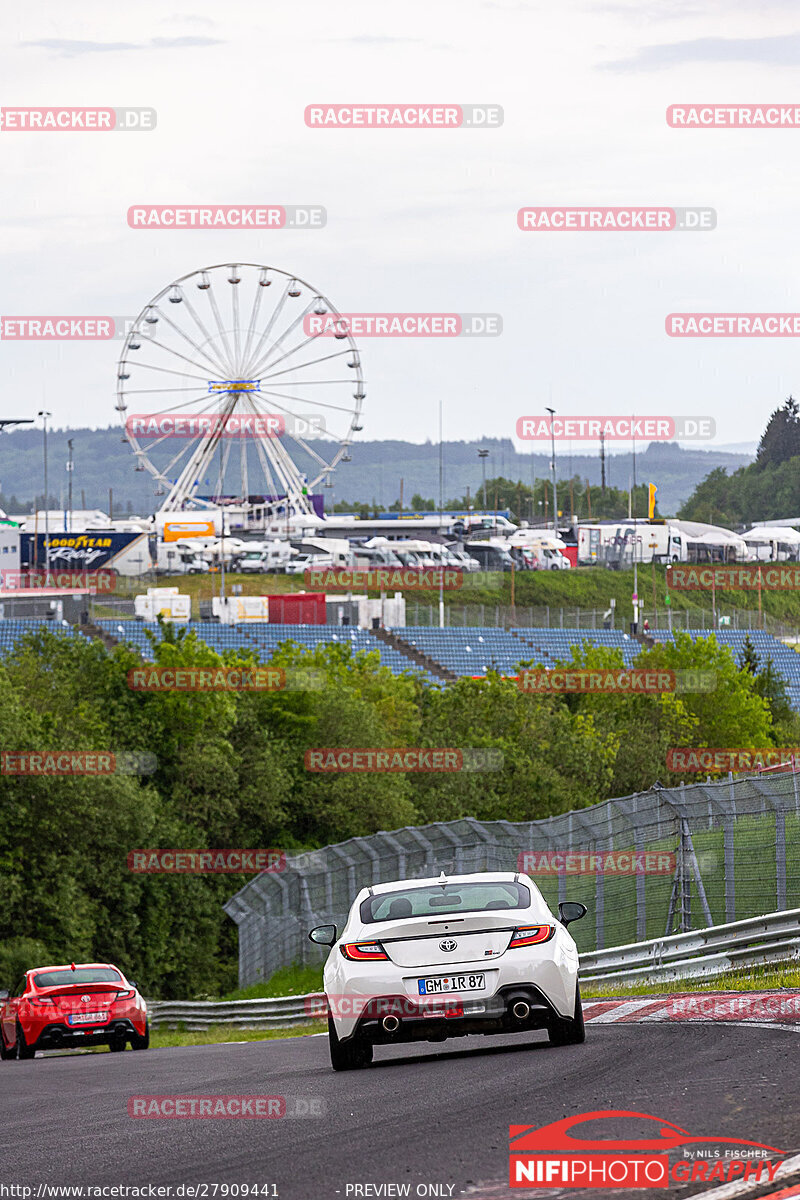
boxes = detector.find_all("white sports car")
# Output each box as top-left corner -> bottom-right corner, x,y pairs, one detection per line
308,870 -> 587,1071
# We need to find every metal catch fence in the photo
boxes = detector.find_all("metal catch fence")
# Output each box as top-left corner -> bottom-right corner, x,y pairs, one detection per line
224,771 -> 800,988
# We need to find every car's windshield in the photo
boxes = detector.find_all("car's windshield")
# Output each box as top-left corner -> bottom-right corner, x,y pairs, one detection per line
33,968 -> 123,988
360,881 -> 531,923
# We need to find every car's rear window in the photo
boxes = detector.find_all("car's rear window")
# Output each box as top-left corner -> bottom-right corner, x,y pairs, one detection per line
32,968 -> 123,988
360,881 -> 531,923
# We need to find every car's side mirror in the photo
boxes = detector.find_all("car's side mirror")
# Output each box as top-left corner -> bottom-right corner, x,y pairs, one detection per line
559,901 -> 587,927
0,990 -> 8,1001
308,924 -> 337,947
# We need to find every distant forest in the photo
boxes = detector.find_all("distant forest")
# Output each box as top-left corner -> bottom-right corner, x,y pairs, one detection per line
0,426 -> 751,519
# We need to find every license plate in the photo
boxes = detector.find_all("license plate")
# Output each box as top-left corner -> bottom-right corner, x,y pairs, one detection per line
67,1011 -> 108,1025
417,974 -> 485,995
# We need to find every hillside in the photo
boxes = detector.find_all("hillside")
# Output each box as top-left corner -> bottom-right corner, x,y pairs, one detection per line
0,427 -> 751,518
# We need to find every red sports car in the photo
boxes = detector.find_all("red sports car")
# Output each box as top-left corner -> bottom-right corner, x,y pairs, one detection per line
0,962 -> 149,1058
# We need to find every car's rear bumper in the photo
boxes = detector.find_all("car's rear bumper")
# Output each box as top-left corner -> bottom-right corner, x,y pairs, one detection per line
340,983 -> 560,1046
31,1018 -> 143,1050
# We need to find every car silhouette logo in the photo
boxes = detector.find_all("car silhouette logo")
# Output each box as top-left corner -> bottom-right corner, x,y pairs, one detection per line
509,1110 -> 785,1154
439,939 -> 457,952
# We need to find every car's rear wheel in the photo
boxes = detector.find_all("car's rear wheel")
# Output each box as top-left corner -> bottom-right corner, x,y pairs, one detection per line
547,982 -> 585,1047
0,1029 -> 14,1060
15,1022 -> 35,1060
328,1018 -> 372,1071
130,1020 -> 150,1050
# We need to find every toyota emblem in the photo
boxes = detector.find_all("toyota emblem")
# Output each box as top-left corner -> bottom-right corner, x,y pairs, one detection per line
81,995 -> 91,1003
439,938 -> 457,952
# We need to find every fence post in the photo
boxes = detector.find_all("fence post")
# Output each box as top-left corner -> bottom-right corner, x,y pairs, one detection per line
776,798 -> 787,911
594,850 -> 604,951
634,827 -> 646,941
725,775 -> 736,922
677,819 -> 691,932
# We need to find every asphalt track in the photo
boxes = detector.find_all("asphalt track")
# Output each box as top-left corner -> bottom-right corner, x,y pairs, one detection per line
0,1025 -> 798,1200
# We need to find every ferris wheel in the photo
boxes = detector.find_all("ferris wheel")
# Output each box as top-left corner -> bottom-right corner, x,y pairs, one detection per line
116,263 -> 365,516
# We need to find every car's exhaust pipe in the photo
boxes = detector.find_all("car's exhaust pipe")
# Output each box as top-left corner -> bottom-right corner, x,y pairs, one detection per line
382,1014 -> 400,1033
511,1000 -> 530,1021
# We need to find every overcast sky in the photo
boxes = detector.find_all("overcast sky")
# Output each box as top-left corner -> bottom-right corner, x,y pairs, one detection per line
1,0 -> 798,463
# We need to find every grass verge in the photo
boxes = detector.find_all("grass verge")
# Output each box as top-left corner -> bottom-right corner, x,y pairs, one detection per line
222,963 -> 323,1001
150,1020 -> 326,1048
582,960 -> 800,998
107,567 -> 800,629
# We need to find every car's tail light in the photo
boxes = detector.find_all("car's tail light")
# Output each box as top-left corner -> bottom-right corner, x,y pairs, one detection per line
340,942 -> 389,961
114,990 -> 136,1000
33,998 -> 55,1006
508,925 -> 555,948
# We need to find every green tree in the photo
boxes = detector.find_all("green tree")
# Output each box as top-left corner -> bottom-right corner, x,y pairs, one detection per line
756,396 -> 800,468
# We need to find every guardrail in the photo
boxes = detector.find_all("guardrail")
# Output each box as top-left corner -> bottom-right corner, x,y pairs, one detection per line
579,907 -> 800,986
148,909 -> 800,1027
148,994 -> 325,1031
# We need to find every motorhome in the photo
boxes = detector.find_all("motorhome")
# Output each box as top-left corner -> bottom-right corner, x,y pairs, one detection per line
156,541 -> 210,574
464,541 -> 515,572
291,537 -> 355,567
506,531 -> 571,570
351,544 -> 404,568
235,540 -> 295,573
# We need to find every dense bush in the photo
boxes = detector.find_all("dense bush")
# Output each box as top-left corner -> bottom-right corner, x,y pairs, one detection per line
0,626 -> 792,997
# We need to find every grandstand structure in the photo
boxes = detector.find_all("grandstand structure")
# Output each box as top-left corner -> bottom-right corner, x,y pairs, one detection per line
1,619 -> 800,709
